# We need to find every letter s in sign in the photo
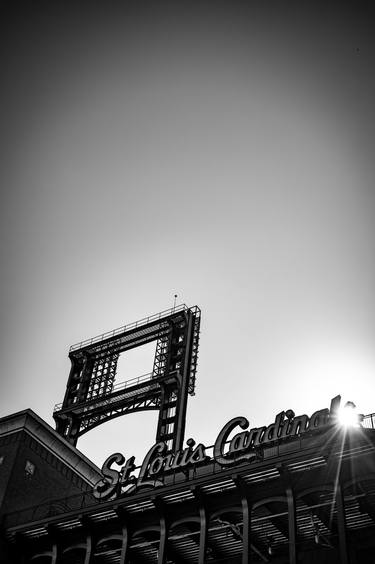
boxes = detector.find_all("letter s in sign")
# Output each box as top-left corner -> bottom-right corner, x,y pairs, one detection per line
93,452 -> 125,500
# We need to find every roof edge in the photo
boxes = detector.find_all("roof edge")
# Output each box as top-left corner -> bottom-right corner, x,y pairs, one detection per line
0,409 -> 101,486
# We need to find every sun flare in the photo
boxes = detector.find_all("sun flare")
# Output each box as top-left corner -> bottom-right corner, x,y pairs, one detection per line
337,401 -> 361,428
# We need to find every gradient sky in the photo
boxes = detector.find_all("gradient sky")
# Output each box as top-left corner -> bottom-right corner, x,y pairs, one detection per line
1,1 -> 375,467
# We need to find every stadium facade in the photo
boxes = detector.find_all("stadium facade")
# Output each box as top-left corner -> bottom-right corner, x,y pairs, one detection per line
1,305 -> 375,563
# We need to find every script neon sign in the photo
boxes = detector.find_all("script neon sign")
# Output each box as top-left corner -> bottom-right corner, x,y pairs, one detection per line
93,396 -> 341,500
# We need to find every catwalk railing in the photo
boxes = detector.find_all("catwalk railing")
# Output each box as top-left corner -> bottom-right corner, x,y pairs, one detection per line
53,372 -> 154,412
3,413 -> 375,531
69,304 -> 188,352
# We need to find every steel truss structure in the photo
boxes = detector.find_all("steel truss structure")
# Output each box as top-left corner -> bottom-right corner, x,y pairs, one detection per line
53,305 -> 200,451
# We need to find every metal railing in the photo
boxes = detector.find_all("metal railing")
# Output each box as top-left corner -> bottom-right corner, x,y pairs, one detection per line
54,372 -> 154,412
363,413 -> 375,429
69,304 -> 189,352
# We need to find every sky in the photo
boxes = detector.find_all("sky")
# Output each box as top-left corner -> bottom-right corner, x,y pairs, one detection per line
1,1 -> 375,468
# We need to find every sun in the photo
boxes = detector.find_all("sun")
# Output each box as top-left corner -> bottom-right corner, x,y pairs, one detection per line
337,401 -> 361,428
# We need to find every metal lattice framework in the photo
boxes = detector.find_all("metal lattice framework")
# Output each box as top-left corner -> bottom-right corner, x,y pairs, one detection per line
53,305 -> 201,451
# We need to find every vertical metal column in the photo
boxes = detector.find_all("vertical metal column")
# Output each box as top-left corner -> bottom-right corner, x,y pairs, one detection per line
286,486 -> 297,564
119,524 -> 129,564
51,543 -> 58,564
336,482 -> 349,564
241,494 -> 252,564
278,465 -> 297,564
174,311 -> 194,451
84,533 -> 93,564
234,477 -> 252,564
47,525 -> 59,564
158,515 -> 167,564
193,487 -> 208,564
198,505 -> 208,564
154,497 -> 168,564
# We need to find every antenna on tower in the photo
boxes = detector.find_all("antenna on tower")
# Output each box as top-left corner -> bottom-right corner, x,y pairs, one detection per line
173,294 -> 178,311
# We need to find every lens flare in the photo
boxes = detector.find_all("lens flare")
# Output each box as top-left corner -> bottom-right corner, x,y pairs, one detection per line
337,401 -> 360,428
